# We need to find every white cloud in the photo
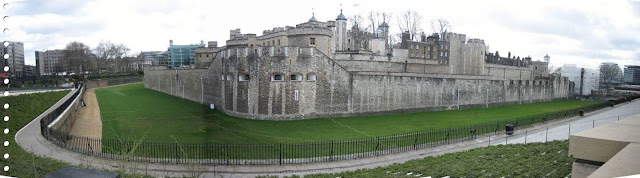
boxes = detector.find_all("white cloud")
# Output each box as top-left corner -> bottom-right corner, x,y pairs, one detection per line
5,0 -> 639,69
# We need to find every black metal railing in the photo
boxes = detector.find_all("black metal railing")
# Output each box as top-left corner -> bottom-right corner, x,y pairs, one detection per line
39,92 -> 640,165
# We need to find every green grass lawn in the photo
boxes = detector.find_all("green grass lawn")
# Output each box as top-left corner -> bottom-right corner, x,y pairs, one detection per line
0,90 -> 70,177
292,141 -> 574,178
98,83 -> 602,144
0,89 -> 151,177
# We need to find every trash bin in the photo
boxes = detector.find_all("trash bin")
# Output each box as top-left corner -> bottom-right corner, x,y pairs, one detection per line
579,110 -> 584,116
506,124 -> 515,135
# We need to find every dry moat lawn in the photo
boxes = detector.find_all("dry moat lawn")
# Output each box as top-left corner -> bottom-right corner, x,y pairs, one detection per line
97,83 -> 602,144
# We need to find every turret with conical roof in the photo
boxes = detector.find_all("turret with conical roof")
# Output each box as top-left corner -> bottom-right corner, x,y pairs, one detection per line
309,10 -> 318,22
336,9 -> 347,21
544,54 -> 550,62
334,7 -> 347,51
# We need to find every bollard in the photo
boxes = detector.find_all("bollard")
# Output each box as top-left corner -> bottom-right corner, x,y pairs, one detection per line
545,127 -> 548,142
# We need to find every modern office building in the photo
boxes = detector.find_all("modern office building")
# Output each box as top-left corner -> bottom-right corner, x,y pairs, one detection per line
561,64 -> 599,95
1,41 -> 25,77
140,51 -> 169,66
167,40 -> 204,68
35,49 -> 67,75
23,65 -> 37,77
624,65 -> 640,85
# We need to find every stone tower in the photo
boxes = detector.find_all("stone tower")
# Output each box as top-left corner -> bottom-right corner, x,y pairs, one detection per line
379,20 -> 389,49
334,9 -> 347,51
544,54 -> 550,62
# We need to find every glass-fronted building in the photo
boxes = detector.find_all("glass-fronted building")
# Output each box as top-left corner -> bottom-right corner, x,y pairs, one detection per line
624,65 -> 640,85
168,40 -> 203,68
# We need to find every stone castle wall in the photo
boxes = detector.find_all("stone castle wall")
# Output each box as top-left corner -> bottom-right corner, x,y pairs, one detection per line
144,46 -> 573,120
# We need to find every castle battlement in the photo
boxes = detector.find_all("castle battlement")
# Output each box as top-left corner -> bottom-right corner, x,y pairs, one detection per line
222,46 -> 317,58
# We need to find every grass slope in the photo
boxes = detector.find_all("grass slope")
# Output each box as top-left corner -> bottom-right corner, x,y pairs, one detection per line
0,90 -> 70,177
98,83 -> 601,144
296,141 -> 574,178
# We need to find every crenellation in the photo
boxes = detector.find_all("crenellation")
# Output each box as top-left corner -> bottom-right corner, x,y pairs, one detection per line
145,9 -> 573,120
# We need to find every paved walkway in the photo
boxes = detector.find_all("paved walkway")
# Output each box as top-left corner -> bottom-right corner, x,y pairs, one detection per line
14,99 -> 640,178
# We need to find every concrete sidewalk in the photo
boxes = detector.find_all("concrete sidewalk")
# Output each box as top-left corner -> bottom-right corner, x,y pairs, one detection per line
14,100 -> 640,177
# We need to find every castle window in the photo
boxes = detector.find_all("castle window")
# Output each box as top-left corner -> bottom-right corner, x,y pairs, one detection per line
310,37 -> 316,46
290,74 -> 303,81
272,40 -> 275,46
277,39 -> 280,46
272,74 -> 284,82
268,41 -> 271,46
445,52 -> 448,57
206,54 -> 209,57
307,73 -> 317,81
348,39 -> 351,43
238,74 -> 250,81
226,74 -> 233,81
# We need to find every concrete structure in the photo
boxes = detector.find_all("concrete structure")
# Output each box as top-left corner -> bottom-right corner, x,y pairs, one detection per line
129,59 -> 152,71
167,40 -> 204,68
562,64 -> 599,96
35,49 -> 68,75
1,41 -> 25,77
623,65 -> 640,85
144,10 -> 573,120
569,114 -> 640,178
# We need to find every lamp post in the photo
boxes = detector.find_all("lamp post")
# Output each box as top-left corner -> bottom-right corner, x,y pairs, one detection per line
486,88 -> 489,108
457,88 -> 460,109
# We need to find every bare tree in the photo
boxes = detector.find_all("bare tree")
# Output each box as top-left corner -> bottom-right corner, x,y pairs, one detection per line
62,41 -> 91,75
368,11 -> 393,38
349,14 -> 371,51
431,18 -> 452,40
599,63 -> 622,95
397,10 -> 422,41
94,41 -> 130,75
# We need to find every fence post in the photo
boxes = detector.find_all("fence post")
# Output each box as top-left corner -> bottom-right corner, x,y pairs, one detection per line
568,124 -> 571,135
593,120 -> 595,128
279,143 -> 282,165
413,133 -> 418,150
524,130 -> 527,144
330,141 -> 334,161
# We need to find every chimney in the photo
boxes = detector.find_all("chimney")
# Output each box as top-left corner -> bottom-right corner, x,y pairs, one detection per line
421,32 -> 426,42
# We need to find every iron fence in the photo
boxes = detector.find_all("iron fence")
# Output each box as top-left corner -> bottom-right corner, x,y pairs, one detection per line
39,86 -> 640,165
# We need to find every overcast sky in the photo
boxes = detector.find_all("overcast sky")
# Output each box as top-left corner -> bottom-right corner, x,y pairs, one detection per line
5,0 -> 640,69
